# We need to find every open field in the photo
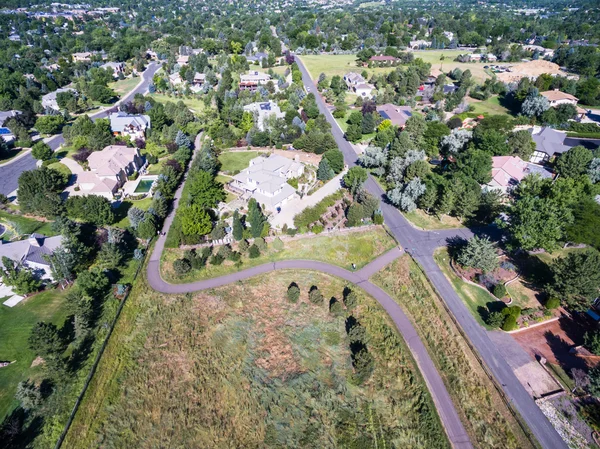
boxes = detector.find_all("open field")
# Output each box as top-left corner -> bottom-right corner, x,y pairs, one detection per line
467,95 -> 512,116
161,227 -> 397,283
148,92 -> 205,113
64,268 -> 448,448
372,255 -> 535,449
301,51 -> 499,83
0,210 -> 56,239
402,210 -> 463,230
218,150 -> 259,173
109,76 -> 141,95
0,288 -> 70,421
433,248 -> 497,328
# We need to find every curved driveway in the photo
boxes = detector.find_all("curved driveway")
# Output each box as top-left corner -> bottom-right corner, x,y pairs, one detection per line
147,136 -> 473,448
0,62 -> 160,196
295,56 -> 567,449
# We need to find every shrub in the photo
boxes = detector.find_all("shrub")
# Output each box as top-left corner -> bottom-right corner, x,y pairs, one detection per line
286,228 -> 297,236
502,315 -> 518,331
293,191 -> 344,229
344,290 -> 358,310
486,311 -> 505,328
272,237 -> 284,251
329,297 -> 344,315
502,305 -> 521,318
254,237 -> 267,251
373,212 -> 384,224
287,282 -> 300,303
228,251 -> 241,262
173,258 -> 191,275
493,283 -> 507,299
217,244 -> 232,259
248,244 -> 260,258
309,286 -> 324,304
210,254 -> 224,265
238,239 -> 249,253
545,297 -> 560,310
312,224 -> 324,234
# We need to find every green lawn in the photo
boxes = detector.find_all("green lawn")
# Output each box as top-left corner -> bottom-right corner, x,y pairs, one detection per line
467,95 -> 511,116
0,288 -> 71,421
218,151 -> 259,174
534,246 -> 589,265
113,198 -> 153,228
161,227 -> 397,283
0,211 -> 56,239
109,76 -> 141,95
148,93 -> 205,113
433,248 -> 497,328
402,210 -> 463,230
48,161 -> 72,177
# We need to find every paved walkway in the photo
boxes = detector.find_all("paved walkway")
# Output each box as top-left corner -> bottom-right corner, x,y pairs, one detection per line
147,160 -> 472,449
59,157 -> 84,175
270,168 -> 347,229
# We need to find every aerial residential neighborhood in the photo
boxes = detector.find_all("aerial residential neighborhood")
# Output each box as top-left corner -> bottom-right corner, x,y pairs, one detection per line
0,0 -> 599,448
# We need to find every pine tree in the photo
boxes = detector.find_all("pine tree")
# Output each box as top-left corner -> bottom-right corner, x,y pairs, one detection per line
247,198 -> 266,238
232,210 -> 244,241
317,158 -> 334,181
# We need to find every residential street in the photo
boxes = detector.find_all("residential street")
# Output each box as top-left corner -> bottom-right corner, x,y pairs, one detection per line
294,56 -> 568,449
0,62 -> 160,196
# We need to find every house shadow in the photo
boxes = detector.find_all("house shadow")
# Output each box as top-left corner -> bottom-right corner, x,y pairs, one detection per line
543,317 -> 594,374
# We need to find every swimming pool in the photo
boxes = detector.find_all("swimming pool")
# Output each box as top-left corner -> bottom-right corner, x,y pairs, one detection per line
134,179 -> 154,193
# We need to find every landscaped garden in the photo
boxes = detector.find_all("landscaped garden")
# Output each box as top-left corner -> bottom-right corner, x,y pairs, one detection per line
161,226 -> 396,283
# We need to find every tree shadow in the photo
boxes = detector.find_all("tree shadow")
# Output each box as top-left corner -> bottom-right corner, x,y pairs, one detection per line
67,334 -> 96,374
477,300 -> 506,324
0,407 -> 43,449
445,235 -> 467,259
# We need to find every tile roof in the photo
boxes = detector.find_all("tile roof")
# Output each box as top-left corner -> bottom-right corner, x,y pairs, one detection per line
540,90 -> 578,102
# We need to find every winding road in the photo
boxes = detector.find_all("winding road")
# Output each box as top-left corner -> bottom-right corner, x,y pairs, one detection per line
0,62 -> 160,196
143,59 -> 569,449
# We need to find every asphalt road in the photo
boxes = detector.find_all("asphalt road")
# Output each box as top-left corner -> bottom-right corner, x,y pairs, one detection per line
0,62 -> 160,197
294,56 -> 568,449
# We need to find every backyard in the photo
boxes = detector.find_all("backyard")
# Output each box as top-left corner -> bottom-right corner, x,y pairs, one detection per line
161,227 -> 397,283
0,288 -> 70,421
63,268 -> 448,448
108,76 -> 140,95
218,150 -> 259,173
0,211 -> 56,240
466,95 -> 512,116
148,92 -> 205,113
113,197 -> 154,228
372,255 -> 535,448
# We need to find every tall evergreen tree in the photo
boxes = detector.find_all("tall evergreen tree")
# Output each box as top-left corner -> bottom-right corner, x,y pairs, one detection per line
232,210 -> 244,241
247,198 -> 267,238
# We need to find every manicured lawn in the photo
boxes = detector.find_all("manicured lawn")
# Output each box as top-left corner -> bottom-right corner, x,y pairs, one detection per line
433,248 -> 497,328
0,288 -> 71,421
48,161 -> 72,177
148,93 -> 205,113
218,150 -> 259,173
534,246 -> 589,265
372,256 -> 535,449
254,65 -> 288,76
109,76 -> 141,95
402,209 -> 463,230
0,210 -> 56,239
215,174 -> 232,184
467,95 -> 512,116
161,227 -> 397,283
113,198 -> 153,228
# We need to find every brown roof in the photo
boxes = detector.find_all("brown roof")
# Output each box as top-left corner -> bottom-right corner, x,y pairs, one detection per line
376,104 -> 412,127
540,90 -> 579,102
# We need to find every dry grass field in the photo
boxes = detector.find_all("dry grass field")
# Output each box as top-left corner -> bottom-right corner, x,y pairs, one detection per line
64,268 -> 448,448
373,255 -> 536,449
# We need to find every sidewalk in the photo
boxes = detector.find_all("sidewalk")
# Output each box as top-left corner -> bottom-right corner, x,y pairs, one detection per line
270,168 -> 347,229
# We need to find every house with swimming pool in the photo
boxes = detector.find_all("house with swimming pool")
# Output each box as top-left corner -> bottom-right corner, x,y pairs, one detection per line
70,146 -> 144,200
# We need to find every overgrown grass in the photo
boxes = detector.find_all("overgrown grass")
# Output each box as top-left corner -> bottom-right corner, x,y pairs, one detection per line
64,268 -> 449,448
161,227 -> 396,283
218,150 -> 259,173
372,255 -> 535,449
433,248 -> 496,328
0,288 -> 70,421
0,210 -> 56,238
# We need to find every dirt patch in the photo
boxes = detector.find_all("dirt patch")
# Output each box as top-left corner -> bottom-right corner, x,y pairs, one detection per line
512,316 -> 597,372
30,356 -> 45,368
497,60 -> 571,84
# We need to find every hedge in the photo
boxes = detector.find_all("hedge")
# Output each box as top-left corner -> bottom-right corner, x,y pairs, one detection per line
293,190 -> 344,230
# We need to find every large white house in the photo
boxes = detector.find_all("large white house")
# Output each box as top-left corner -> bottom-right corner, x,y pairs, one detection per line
109,112 -> 151,140
73,146 -> 143,200
232,154 -> 304,211
540,90 -> 579,107
0,233 -> 63,281
243,101 -> 285,131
